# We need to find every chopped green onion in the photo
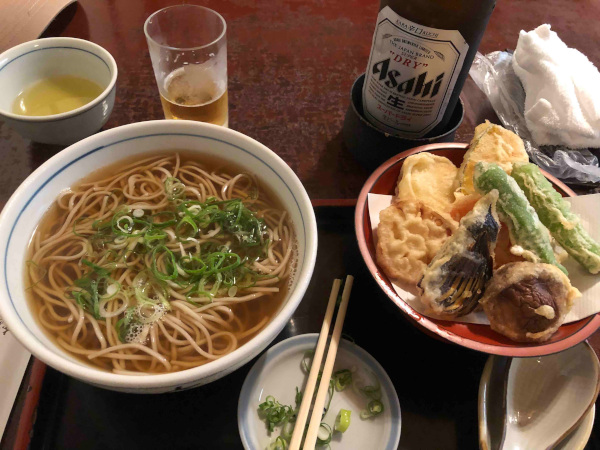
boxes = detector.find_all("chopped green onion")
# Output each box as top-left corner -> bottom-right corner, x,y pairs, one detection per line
294,386 -> 302,408
92,217 -> 112,231
115,214 -> 133,234
258,395 -> 294,433
175,215 -> 198,240
115,307 -> 140,342
165,177 -> 185,201
150,211 -> 178,228
335,409 -> 351,433
179,255 -> 207,275
281,421 -> 294,440
82,259 -> 111,277
268,436 -> 288,450
69,187 -> 276,339
259,395 -> 276,410
100,280 -> 121,299
69,260 -> 117,319
333,369 -> 353,392
132,271 -> 170,310
361,384 -> 381,400
144,228 -> 167,247
360,400 -> 384,419
150,245 -> 178,281
302,350 -> 314,372
25,260 -> 47,290
316,423 -> 332,445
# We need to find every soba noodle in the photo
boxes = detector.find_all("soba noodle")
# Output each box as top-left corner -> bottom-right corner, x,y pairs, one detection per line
25,153 -> 296,374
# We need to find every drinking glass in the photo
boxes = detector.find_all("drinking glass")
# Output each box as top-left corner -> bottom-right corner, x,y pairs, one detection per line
144,5 -> 228,126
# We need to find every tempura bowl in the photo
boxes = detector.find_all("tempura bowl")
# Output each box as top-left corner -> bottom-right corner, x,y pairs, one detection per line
0,120 -> 317,393
355,143 -> 600,357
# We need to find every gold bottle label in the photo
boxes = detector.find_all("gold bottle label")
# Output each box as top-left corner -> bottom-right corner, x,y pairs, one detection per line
363,6 -> 468,138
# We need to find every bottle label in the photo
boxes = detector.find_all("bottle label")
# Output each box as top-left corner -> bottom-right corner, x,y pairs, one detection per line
362,6 -> 468,137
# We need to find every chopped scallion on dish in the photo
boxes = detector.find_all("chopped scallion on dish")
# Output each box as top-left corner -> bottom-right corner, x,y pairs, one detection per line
334,409 -> 351,433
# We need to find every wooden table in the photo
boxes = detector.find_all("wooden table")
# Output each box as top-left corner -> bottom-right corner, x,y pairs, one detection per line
1,0 -> 600,448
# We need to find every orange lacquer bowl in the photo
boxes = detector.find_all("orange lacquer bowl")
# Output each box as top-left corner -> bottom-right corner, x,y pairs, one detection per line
355,143 -> 600,357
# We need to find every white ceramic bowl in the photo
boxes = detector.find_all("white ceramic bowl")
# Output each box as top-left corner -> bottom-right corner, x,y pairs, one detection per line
0,120 -> 317,393
0,37 -> 117,145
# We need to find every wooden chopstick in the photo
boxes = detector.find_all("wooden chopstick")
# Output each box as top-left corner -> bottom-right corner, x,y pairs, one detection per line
303,275 -> 354,450
288,278 -> 342,450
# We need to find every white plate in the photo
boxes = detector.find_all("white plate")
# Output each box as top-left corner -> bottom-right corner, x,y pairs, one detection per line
238,333 -> 401,450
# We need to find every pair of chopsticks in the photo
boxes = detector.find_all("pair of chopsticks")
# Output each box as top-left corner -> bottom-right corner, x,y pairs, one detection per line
289,275 -> 354,450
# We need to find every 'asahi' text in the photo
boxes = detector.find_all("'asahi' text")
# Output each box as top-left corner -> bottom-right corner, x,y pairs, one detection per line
372,58 -> 444,99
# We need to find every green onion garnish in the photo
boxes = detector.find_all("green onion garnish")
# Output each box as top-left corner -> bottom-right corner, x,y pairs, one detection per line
316,423 -> 332,445
165,177 -> 185,201
268,436 -> 288,450
63,176 -> 275,342
25,260 -> 47,290
258,396 -> 295,433
151,245 -> 178,281
335,409 -> 351,433
68,260 -> 116,319
301,350 -> 314,373
175,215 -> 198,241
360,400 -> 384,419
332,369 -> 353,392
150,211 -> 178,228
361,384 -> 381,400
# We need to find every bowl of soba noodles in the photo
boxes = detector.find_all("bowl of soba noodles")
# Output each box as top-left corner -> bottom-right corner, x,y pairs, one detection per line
0,120 -> 317,393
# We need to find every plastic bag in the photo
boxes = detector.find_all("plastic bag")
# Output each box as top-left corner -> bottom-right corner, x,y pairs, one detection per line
469,51 -> 600,185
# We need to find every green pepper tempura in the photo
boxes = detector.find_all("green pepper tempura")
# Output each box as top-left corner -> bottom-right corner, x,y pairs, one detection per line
512,163 -> 600,274
473,162 -> 567,274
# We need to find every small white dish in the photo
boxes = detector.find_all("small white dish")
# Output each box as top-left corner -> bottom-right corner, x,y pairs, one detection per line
238,333 -> 401,450
0,37 -> 117,145
479,341 -> 600,450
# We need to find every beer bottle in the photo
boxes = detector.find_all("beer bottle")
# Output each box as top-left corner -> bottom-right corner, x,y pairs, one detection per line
362,0 -> 496,138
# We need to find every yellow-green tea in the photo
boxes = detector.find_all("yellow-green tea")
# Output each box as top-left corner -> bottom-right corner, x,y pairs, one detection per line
13,75 -> 104,116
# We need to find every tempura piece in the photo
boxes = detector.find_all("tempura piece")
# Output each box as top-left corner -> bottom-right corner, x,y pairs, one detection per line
418,191 -> 500,317
395,153 -> 458,214
376,201 -> 457,285
480,262 -> 581,343
449,193 -> 481,222
494,224 -> 525,268
456,121 -> 529,196
473,162 -> 567,274
512,162 -> 600,274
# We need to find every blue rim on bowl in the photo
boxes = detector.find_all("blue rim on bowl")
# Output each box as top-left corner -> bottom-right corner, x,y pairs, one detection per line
0,37 -> 118,122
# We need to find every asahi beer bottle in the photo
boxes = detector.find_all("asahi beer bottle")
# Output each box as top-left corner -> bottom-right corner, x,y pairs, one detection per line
362,0 -> 496,138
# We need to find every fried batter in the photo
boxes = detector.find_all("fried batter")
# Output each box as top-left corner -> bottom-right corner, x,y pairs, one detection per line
376,201 -> 457,285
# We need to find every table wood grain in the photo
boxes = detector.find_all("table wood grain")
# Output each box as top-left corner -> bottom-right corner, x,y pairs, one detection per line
1,0 -> 599,203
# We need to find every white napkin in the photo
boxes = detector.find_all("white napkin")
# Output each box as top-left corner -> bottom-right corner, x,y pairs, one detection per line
512,24 -> 600,149
368,192 -> 600,325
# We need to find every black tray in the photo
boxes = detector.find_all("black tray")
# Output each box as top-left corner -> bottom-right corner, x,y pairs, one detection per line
26,206 -> 600,449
